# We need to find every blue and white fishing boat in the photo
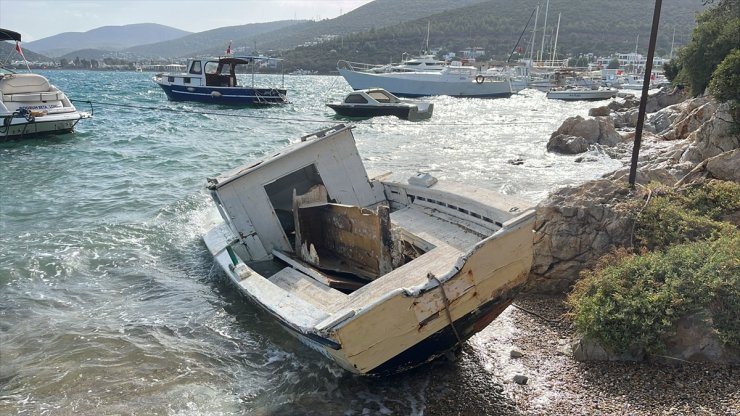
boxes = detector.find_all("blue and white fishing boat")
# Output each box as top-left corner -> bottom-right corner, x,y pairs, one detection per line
153,55 -> 287,105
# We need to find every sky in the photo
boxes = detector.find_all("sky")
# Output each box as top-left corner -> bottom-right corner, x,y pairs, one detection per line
0,0 -> 374,42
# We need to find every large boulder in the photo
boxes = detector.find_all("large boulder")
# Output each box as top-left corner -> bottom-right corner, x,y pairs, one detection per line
679,101 -> 740,163
528,179 -> 635,293
546,135 -> 589,154
612,108 -> 640,129
676,148 -> 740,185
660,98 -> 715,141
547,115 -> 621,154
572,311 -> 740,364
663,311 -> 740,364
706,149 -> 740,182
645,86 -> 690,113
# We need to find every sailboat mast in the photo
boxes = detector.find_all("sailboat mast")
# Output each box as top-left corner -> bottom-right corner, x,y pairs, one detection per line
551,13 -> 561,66
539,0 -> 550,62
670,27 -> 676,59
529,5 -> 540,63
425,21 -> 430,53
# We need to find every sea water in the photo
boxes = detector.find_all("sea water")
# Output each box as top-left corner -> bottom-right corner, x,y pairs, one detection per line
0,70 -> 623,415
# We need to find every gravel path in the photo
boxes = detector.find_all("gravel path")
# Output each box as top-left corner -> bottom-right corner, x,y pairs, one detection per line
464,294 -> 740,415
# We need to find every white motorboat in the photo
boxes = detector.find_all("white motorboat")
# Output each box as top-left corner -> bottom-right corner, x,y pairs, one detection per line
326,88 -> 433,121
546,86 -> 618,101
203,124 -> 536,375
337,60 -> 512,98
1,28 -> 91,140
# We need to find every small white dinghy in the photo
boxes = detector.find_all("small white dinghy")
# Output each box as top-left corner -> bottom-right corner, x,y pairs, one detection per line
327,88 -> 433,121
546,85 -> 618,101
203,124 -> 536,375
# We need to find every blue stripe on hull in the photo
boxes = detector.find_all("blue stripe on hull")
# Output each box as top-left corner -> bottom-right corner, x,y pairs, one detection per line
157,84 -> 287,105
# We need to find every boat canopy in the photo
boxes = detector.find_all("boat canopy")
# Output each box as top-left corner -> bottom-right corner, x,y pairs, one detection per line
0,28 -> 22,42
214,55 -> 282,64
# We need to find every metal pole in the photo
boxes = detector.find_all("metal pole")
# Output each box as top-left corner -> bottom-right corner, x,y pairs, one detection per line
539,0 -> 549,62
551,13 -> 561,67
628,0 -> 662,187
529,5 -> 539,64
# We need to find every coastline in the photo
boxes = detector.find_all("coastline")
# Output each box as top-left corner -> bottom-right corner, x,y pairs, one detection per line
424,294 -> 739,415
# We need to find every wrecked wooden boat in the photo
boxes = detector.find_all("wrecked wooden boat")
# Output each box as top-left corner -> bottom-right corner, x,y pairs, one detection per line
203,124 -> 535,375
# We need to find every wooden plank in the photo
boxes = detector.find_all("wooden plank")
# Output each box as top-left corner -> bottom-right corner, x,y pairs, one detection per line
272,249 -> 367,293
390,206 -> 484,251
272,249 -> 331,285
203,221 -> 237,256
268,267 -> 347,311
236,268 -> 330,330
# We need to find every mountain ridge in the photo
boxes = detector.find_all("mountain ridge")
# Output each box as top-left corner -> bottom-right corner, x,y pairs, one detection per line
24,23 -> 191,57
4,0 -> 707,71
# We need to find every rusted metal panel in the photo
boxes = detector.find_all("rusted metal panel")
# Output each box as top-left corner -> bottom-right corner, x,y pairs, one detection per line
294,202 -> 395,280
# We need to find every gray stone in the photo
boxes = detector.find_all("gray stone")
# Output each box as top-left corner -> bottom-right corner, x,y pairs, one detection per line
589,106 -> 610,117
513,375 -> 529,385
510,349 -> 524,358
663,311 -> 740,364
571,337 -> 645,362
706,149 -> 740,181
547,134 -> 589,154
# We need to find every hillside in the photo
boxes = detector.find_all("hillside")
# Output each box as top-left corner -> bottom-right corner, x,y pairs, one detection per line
125,20 -> 305,59
0,42 -> 51,65
120,0 -> 489,59
281,0 -> 705,73
24,23 -> 191,57
255,0 -> 491,51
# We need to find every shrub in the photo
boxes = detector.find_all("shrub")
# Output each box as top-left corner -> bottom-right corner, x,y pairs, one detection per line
708,48 -> 740,121
633,181 -> 739,250
670,0 -> 740,96
567,234 -> 740,354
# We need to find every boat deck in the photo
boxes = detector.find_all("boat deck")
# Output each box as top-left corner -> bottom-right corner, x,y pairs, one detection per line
267,203 -> 489,316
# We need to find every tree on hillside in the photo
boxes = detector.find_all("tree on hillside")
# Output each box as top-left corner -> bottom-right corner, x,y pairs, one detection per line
665,0 -> 739,99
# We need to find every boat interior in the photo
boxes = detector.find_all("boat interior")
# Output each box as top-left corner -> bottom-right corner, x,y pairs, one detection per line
246,172 -> 521,317
0,73 -> 69,113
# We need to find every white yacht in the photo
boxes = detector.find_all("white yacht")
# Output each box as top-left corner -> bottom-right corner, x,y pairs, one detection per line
338,60 -> 512,98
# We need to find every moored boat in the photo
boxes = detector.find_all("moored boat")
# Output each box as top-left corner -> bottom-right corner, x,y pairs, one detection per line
337,60 -> 512,98
1,28 -> 91,140
327,88 -> 433,121
152,55 -> 287,105
546,85 -> 617,101
202,124 -> 536,375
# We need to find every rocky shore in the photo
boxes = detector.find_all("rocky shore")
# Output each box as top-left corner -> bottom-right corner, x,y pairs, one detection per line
481,294 -> 738,415
474,89 -> 740,415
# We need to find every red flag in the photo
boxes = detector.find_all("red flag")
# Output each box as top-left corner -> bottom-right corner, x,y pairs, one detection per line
15,41 -> 26,60
226,41 -> 232,55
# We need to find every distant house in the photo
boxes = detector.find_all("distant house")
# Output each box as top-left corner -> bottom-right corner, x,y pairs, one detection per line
595,53 -> 667,71
460,47 -> 486,59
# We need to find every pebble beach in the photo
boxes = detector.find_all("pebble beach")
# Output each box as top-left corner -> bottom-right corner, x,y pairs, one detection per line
422,294 -> 739,415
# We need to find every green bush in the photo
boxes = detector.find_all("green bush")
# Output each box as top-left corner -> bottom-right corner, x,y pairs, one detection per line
568,180 -> 740,355
670,0 -> 740,96
708,48 -> 740,121
633,181 -> 739,250
567,234 -> 740,354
